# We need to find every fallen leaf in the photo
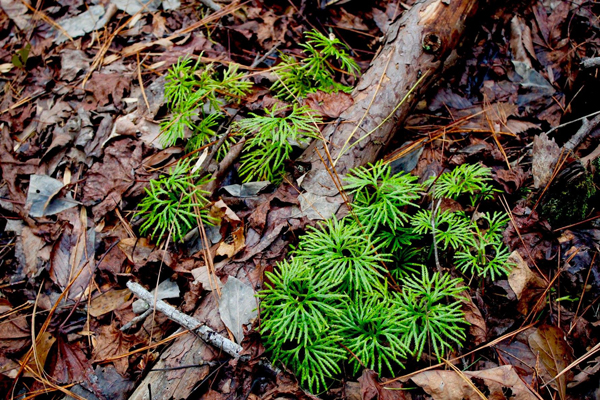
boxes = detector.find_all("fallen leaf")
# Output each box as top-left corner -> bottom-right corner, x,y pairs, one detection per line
528,324 -> 574,400
0,0 -> 30,30
304,91 -> 354,119
89,289 -> 133,317
60,49 -> 91,82
111,0 -> 160,15
82,138 -> 143,220
507,251 -> 546,315
49,337 -> 94,384
191,266 -> 223,291
26,174 -> 77,217
216,227 -> 245,258
359,369 -> 407,400
461,296 -> 487,346
0,300 -> 31,356
222,181 -> 270,197
293,192 -> 344,220
117,237 -> 155,266
23,331 -> 55,378
93,324 -> 144,375
49,209 -> 96,300
411,365 -> 538,400
55,5 -> 115,43
86,71 -> 131,107
218,276 -> 258,343
532,132 -> 560,188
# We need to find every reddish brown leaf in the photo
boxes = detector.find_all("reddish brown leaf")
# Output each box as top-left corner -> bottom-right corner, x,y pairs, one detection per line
304,91 -> 354,119
82,138 -> 143,220
93,324 -> 144,376
0,300 -> 31,357
50,337 -> 93,384
528,325 -> 574,400
359,370 -> 408,400
86,72 -> 131,107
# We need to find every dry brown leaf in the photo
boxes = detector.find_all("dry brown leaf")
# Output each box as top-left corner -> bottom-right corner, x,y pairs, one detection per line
532,132 -> 560,189
507,251 -> 546,315
93,324 -> 144,376
528,325 -> 574,400
89,289 -> 133,317
462,296 -> 487,346
304,91 -> 354,119
411,365 -> 537,400
50,337 -> 94,384
23,331 -> 55,378
0,300 -> 31,356
117,238 -> 155,266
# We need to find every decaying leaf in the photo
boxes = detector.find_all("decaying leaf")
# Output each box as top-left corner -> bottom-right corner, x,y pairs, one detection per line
532,132 -> 560,189
26,174 -> 77,217
507,251 -> 546,315
89,289 -> 133,317
218,276 -> 258,343
528,324 -> 574,400
411,365 -> 538,400
304,91 -> 354,119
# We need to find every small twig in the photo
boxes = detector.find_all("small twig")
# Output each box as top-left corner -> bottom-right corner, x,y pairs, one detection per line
126,281 -> 244,359
120,308 -> 152,331
250,43 -> 281,68
581,57 -> 600,69
564,113 -> 600,153
205,137 -> 247,194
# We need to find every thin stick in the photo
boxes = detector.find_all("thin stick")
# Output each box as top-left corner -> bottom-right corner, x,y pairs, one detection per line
126,281 -> 244,359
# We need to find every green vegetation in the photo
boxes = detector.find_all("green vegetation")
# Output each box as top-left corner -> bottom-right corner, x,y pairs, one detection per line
259,162 -> 514,393
271,29 -> 359,100
235,104 -> 321,183
135,159 -> 213,242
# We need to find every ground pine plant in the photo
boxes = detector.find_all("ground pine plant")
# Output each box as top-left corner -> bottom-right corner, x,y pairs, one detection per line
271,29 -> 360,100
135,159 -> 213,243
259,161 -> 515,394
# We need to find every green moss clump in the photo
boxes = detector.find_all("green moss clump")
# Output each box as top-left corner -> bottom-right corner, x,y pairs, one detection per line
541,171 -> 597,227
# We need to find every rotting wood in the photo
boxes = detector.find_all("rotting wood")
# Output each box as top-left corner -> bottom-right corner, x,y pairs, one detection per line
127,0 -> 485,397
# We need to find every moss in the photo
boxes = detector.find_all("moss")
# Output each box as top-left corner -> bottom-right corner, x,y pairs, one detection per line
541,171 -> 597,227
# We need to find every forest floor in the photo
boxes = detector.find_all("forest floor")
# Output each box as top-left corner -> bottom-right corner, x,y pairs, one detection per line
1,0 -> 600,399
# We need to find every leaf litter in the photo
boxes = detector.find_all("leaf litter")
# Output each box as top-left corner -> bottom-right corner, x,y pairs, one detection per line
0,0 -> 600,398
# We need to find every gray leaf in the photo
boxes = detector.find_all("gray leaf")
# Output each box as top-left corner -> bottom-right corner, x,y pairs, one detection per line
219,276 -> 258,343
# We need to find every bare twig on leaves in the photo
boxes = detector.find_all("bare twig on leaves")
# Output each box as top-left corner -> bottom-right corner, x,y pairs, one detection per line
126,281 -> 245,359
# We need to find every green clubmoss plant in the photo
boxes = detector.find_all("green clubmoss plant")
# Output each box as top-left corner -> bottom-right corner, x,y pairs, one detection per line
135,159 -> 212,242
271,29 -> 359,100
235,104 -> 322,183
334,294 -> 408,375
294,218 -> 390,295
394,266 -> 467,361
162,57 -> 252,149
258,259 -> 347,393
344,160 -> 422,230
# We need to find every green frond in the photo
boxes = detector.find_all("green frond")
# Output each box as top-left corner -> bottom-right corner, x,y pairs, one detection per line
135,159 -> 213,242
344,161 -> 421,231
426,163 -> 493,201
394,266 -> 468,361
236,104 -> 322,183
294,218 -> 390,295
334,294 -> 408,376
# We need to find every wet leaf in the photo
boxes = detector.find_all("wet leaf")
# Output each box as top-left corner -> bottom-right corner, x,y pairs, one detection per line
528,324 -> 574,400
218,276 -> 258,343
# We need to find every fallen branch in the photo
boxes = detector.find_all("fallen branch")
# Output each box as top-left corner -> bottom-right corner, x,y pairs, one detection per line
126,281 -> 245,360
